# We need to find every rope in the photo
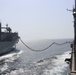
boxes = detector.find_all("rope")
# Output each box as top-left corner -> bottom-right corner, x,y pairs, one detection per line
20,38 -> 72,52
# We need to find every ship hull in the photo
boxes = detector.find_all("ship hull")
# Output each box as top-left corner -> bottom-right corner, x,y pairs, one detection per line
0,38 -> 19,56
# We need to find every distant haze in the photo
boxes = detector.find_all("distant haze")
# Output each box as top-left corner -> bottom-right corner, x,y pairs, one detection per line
0,0 -> 74,40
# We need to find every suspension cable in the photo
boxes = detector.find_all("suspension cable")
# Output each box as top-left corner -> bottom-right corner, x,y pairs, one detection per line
20,38 -> 72,52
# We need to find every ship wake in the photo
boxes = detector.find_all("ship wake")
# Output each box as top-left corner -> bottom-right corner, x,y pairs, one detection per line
0,49 -> 23,75
0,50 -> 71,75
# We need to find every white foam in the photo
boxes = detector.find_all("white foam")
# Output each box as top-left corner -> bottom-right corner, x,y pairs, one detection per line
1,63 -> 8,72
0,49 -> 23,62
43,51 -> 71,75
0,50 -> 70,75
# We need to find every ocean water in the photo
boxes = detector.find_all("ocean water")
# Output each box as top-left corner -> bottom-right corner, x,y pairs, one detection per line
0,39 -> 72,75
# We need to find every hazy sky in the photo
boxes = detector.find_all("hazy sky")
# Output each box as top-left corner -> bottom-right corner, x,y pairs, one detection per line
0,0 -> 74,40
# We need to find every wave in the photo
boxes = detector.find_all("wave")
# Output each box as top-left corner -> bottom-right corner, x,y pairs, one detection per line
0,49 -> 23,75
42,51 -> 71,75
12,51 -> 70,75
0,49 -> 23,62
25,51 -> 71,75
0,50 -> 71,75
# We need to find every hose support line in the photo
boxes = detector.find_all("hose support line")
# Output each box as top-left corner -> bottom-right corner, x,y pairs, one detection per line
20,38 -> 72,52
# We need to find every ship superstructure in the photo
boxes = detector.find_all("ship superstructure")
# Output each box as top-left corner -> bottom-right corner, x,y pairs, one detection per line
0,23 -> 19,56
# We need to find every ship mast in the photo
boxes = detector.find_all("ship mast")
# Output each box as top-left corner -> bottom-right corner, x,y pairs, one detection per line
75,0 -> 76,8
74,0 -> 76,45
70,0 -> 76,74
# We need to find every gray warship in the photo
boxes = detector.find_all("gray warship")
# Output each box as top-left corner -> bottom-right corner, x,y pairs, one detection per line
0,23 -> 19,56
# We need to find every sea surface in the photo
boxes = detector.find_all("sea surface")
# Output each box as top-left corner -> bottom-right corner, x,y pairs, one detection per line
0,39 -> 72,75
